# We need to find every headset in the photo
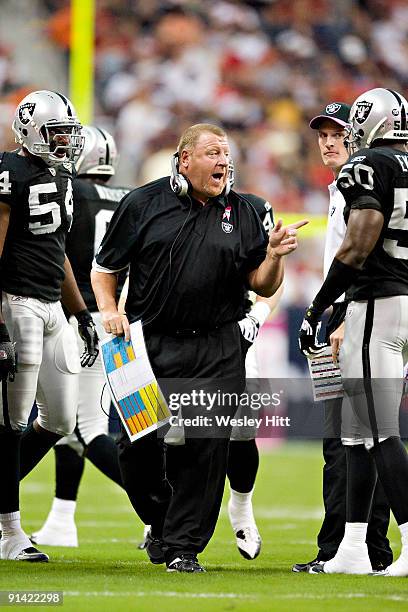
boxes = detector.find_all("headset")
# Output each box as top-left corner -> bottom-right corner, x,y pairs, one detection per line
170,153 -> 234,196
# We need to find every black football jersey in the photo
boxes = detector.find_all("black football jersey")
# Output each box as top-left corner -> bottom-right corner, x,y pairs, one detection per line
337,146 -> 408,300
67,178 -> 130,311
238,193 -> 275,232
238,193 -> 275,313
0,150 -> 74,302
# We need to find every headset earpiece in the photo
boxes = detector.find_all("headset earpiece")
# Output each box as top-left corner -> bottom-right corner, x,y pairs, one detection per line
170,153 -> 189,196
224,159 -> 234,196
170,152 -> 234,197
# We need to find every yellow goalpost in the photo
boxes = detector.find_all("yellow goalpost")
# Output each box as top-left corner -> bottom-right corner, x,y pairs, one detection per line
69,0 -> 95,124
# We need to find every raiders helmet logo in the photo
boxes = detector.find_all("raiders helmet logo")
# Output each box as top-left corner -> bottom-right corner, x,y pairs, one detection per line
222,221 -> 233,233
18,102 -> 36,125
354,101 -> 373,125
326,103 -> 341,115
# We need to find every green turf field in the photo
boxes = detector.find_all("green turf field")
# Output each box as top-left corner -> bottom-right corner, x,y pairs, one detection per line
1,442 -> 406,611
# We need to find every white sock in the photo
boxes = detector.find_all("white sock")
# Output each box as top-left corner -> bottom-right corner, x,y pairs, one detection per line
49,498 -> 76,519
383,522 -> 408,576
228,488 -> 255,531
0,511 -> 24,539
342,522 -> 368,547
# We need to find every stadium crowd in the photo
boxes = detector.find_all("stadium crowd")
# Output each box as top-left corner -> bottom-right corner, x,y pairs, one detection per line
0,0 -> 407,360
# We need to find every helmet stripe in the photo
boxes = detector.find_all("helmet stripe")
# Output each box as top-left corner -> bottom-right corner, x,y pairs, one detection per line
95,127 -> 110,165
52,91 -> 73,116
386,88 -> 407,130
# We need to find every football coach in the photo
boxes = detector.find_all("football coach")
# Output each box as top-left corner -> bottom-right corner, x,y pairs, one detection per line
91,123 -> 307,573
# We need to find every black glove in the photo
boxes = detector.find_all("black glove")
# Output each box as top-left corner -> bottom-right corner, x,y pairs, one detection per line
0,322 -> 16,381
238,314 -> 260,344
75,310 -> 99,367
298,303 -> 326,358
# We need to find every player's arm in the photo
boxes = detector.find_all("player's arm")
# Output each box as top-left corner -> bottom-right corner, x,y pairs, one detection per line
61,255 -> 87,314
0,200 -> 16,379
91,192 -> 139,342
313,208 -> 383,310
248,219 -> 308,296
336,208 -> 384,267
299,207 -> 384,357
61,255 -> 99,367
0,201 -> 10,263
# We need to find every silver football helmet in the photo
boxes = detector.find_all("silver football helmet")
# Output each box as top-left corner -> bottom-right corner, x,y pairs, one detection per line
12,90 -> 84,166
346,87 -> 408,153
75,126 -> 118,177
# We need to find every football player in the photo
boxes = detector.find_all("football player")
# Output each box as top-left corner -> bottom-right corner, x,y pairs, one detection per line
299,88 -> 408,575
0,91 -> 98,562
227,193 -> 280,561
31,126 -> 130,547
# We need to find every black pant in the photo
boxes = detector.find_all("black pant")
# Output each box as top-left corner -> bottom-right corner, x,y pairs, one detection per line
118,322 -> 247,563
317,304 -> 392,565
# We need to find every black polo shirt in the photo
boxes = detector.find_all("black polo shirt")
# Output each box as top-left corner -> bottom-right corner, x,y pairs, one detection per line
95,176 -> 268,330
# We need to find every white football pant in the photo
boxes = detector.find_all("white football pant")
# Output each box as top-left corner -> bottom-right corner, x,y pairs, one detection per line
340,296 -> 408,447
55,311 -> 110,454
0,293 -> 79,434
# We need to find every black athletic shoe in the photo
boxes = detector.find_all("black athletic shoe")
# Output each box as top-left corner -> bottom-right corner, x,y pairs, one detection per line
292,557 -> 323,573
309,562 -> 325,574
167,554 -> 206,573
145,531 -> 165,565
15,547 -> 49,563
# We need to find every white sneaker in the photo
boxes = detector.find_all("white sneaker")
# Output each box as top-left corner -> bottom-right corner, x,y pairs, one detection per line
374,553 -> 408,577
234,526 -> 261,560
227,496 -> 261,560
1,533 -> 48,562
31,520 -> 78,548
311,543 -> 372,575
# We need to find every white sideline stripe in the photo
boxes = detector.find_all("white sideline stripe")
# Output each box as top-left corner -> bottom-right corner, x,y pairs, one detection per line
32,506 -> 322,520
22,495 -> 324,520
78,537 -> 313,545
276,594 -> 408,602
23,483 -> 50,493
63,591 -> 407,602
28,520 -> 136,528
64,591 -> 254,600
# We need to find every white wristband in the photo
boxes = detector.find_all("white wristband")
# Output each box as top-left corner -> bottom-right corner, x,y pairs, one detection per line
248,301 -> 271,328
